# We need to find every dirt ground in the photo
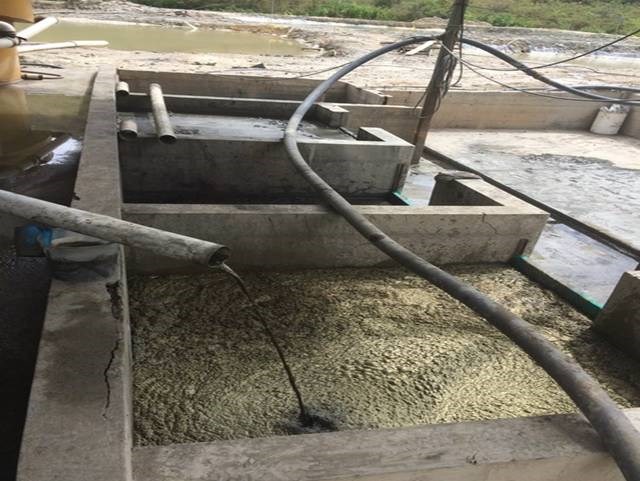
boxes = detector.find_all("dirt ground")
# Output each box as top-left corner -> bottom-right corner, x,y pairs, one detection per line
130,265 -> 640,446
27,0 -> 640,92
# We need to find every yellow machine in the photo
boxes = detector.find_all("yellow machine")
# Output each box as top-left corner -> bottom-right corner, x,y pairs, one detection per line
1,0 -> 34,23
0,0 -> 34,84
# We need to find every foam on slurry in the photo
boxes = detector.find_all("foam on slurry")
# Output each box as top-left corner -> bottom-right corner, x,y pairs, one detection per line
130,265 -> 640,446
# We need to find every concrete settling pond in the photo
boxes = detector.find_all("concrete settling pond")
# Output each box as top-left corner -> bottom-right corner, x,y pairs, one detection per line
130,264 -> 640,446
25,20 -> 307,55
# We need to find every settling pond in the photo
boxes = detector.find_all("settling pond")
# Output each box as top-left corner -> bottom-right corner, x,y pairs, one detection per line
130,264 -> 640,446
24,20 -> 307,55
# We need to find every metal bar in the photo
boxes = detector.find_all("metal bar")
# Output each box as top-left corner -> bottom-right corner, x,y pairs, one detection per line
0,189 -> 229,266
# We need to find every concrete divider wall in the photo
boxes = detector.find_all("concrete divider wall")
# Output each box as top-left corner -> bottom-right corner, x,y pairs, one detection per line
118,69 -> 350,102
133,409 -> 640,481
383,89 -> 607,131
595,270 -> 640,359
119,129 -> 413,202
621,93 -> 640,139
122,177 -> 547,272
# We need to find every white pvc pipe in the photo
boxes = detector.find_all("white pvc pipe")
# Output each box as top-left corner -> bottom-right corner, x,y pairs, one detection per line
17,17 -> 59,40
18,40 -> 108,53
0,38 -> 19,49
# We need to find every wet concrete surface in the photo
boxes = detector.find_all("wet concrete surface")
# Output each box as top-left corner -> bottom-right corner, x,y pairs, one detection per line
420,129 -> 640,304
427,130 -> 640,250
123,113 -> 353,142
130,265 -> 640,446
529,222 -> 638,306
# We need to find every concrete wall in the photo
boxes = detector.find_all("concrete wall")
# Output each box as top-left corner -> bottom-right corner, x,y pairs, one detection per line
383,89 -> 610,131
119,128 -> 413,202
122,177 -> 547,272
595,270 -> 640,359
621,93 -> 640,140
118,70 -> 347,103
117,70 -> 388,105
133,409 -> 640,481
17,68 -> 134,481
117,91 -> 420,142
384,90 -> 605,130
117,71 -> 637,139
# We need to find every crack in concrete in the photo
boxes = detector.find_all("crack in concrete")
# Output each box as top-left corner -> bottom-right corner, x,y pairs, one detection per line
102,337 -> 120,420
481,213 -> 499,235
104,281 -> 123,419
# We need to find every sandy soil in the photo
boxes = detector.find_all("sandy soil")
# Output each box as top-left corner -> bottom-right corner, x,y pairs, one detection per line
26,0 -> 640,92
130,265 -> 640,446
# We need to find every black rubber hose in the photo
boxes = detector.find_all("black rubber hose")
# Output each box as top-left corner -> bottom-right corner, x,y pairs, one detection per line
573,85 -> 640,95
461,38 -> 640,106
284,36 -> 640,481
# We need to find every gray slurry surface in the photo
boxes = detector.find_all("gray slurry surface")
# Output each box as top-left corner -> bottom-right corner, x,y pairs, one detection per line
130,265 -> 640,446
126,112 -> 352,142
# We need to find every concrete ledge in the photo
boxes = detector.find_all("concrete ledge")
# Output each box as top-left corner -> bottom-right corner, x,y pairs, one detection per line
18,68 -> 133,481
133,409 -> 639,481
122,176 -> 546,271
122,200 -> 547,272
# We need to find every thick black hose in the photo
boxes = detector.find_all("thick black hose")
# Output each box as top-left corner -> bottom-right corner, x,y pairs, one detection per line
284,36 -> 640,481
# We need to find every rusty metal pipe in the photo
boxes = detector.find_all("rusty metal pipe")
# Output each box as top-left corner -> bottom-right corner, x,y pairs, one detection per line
149,83 -> 176,144
116,80 -> 130,97
0,189 -> 229,266
119,118 -> 138,141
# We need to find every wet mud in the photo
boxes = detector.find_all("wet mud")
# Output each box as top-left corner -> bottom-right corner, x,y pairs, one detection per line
130,265 -> 640,446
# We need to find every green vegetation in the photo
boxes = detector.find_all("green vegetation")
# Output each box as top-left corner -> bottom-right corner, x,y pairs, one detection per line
133,0 -> 640,34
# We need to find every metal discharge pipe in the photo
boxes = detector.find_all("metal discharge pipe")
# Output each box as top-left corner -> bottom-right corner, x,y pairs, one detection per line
116,80 -> 130,97
149,83 -> 177,144
283,35 -> 640,481
0,190 -> 229,266
119,118 -> 139,141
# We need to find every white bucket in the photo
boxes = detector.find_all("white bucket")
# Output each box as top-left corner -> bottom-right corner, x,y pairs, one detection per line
590,104 -> 630,135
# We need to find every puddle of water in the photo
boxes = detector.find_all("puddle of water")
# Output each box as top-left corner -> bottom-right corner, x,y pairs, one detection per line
20,20 -> 306,55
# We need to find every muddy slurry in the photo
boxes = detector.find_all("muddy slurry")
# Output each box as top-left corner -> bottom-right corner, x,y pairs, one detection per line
129,265 -> 640,446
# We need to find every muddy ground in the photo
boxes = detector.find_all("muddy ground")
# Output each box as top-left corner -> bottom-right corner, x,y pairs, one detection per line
130,265 -> 640,446
27,0 -> 640,91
